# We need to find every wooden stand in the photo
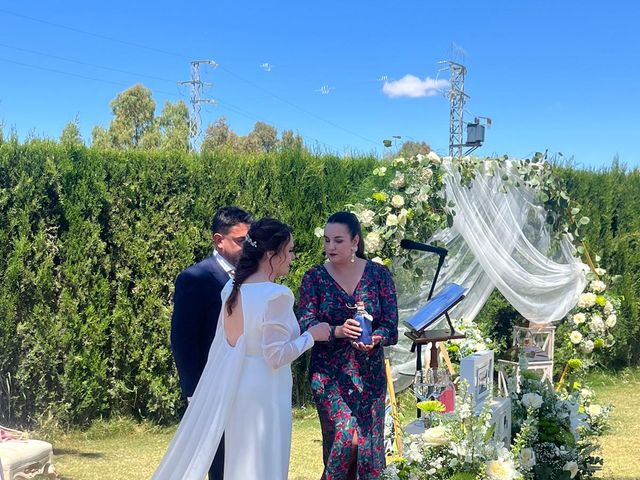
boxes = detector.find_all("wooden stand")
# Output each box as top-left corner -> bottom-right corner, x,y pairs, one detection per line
406,329 -> 466,371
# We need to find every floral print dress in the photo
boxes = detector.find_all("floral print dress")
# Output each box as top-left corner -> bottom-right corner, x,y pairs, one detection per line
298,261 -> 399,480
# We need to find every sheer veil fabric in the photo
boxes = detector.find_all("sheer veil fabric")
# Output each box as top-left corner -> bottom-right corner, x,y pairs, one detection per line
389,159 -> 587,389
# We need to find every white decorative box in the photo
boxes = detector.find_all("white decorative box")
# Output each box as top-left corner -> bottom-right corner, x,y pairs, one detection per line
490,396 -> 512,446
460,350 -> 494,412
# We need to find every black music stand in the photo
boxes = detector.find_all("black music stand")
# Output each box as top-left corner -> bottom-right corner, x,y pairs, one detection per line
400,239 -> 466,415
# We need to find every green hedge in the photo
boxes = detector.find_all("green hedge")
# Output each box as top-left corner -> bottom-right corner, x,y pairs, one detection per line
0,140 -> 375,427
558,164 -> 640,367
2,140 -> 639,428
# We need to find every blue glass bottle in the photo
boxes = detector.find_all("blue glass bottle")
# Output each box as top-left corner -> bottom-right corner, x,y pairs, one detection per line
354,301 -> 373,344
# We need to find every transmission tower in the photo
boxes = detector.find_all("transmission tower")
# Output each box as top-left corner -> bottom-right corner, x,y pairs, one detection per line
439,60 -> 489,160
178,60 -> 218,147
445,61 -> 468,160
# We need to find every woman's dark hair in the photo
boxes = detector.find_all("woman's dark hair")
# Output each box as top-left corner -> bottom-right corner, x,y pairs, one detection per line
226,217 -> 292,314
326,211 -> 367,260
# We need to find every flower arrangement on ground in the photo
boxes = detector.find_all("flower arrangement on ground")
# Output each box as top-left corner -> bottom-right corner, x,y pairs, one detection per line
510,371 -> 606,480
382,388 -> 521,480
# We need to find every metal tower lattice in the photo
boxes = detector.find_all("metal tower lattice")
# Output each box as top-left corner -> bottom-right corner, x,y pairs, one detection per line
178,60 -> 218,147
446,61 -> 468,161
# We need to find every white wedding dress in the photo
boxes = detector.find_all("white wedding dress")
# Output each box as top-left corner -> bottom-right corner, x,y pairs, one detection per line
153,281 -> 314,480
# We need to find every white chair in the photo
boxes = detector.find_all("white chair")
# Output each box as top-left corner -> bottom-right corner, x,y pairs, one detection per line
0,426 -> 56,480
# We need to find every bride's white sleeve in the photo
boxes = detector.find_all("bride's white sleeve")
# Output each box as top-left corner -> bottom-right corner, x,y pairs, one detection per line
262,291 -> 314,370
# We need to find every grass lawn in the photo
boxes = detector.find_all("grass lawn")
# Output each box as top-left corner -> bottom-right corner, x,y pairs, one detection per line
46,368 -> 640,479
587,368 -> 640,479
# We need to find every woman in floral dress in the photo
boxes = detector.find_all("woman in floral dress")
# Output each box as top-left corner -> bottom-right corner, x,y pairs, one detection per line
298,211 -> 398,480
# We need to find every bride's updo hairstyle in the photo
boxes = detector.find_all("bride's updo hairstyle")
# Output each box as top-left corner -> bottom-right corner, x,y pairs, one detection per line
226,217 -> 293,315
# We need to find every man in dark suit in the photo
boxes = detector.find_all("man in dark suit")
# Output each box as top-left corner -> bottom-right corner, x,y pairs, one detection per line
170,206 -> 252,480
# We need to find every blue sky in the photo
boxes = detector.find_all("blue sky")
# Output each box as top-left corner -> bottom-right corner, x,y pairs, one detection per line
1,1 -> 638,168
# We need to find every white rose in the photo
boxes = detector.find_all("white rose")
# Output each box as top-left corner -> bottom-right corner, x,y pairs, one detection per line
365,231 -> 382,252
605,314 -> 617,328
563,461 -> 579,479
421,426 -> 448,446
582,340 -> 594,353
485,459 -> 516,480
427,151 -> 441,165
371,256 -> 384,265
390,194 -> 405,208
386,214 -> 399,226
590,280 -> 606,293
397,208 -> 408,226
314,227 -> 324,238
586,404 -> 603,417
569,331 -> 583,344
521,393 -> 543,409
390,172 -> 406,189
604,301 -> 614,315
358,209 -> 375,227
518,448 -> 536,468
572,313 -> 586,325
578,293 -> 597,308
589,315 -> 605,333
420,167 -> 433,182
416,191 -> 429,203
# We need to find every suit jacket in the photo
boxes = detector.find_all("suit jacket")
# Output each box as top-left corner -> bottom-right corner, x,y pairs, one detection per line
170,255 -> 231,398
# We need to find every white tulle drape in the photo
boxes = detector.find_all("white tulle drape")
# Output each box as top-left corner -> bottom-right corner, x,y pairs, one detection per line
388,159 -> 588,390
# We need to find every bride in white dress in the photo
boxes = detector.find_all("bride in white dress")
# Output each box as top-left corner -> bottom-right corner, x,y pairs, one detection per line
153,218 -> 329,480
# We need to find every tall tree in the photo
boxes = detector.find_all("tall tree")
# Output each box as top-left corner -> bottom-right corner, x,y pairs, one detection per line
397,140 -> 431,158
91,126 -> 111,149
60,117 -> 84,147
248,121 -> 277,153
279,129 -> 304,151
156,100 -> 190,152
201,117 -> 239,152
108,84 -> 156,149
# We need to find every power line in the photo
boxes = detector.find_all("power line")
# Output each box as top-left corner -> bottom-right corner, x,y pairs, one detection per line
0,56 -> 140,89
0,42 -> 176,84
218,66 -> 380,146
0,7 -> 188,60
0,55 -> 339,151
217,100 -> 342,152
0,8 -> 381,147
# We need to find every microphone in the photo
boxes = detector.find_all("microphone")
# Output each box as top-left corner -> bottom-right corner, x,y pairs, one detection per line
400,239 -> 448,257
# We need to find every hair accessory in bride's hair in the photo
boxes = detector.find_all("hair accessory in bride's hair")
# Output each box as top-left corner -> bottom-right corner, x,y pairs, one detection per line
245,234 -> 258,248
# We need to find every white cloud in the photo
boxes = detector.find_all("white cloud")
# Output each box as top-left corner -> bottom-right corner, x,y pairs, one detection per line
382,75 -> 449,98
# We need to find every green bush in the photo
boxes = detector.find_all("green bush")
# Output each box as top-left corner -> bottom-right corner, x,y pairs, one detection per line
2,139 -> 639,428
0,140 -> 375,427
558,163 -> 640,368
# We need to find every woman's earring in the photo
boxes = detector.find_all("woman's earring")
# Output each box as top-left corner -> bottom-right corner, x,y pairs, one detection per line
351,248 -> 356,263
